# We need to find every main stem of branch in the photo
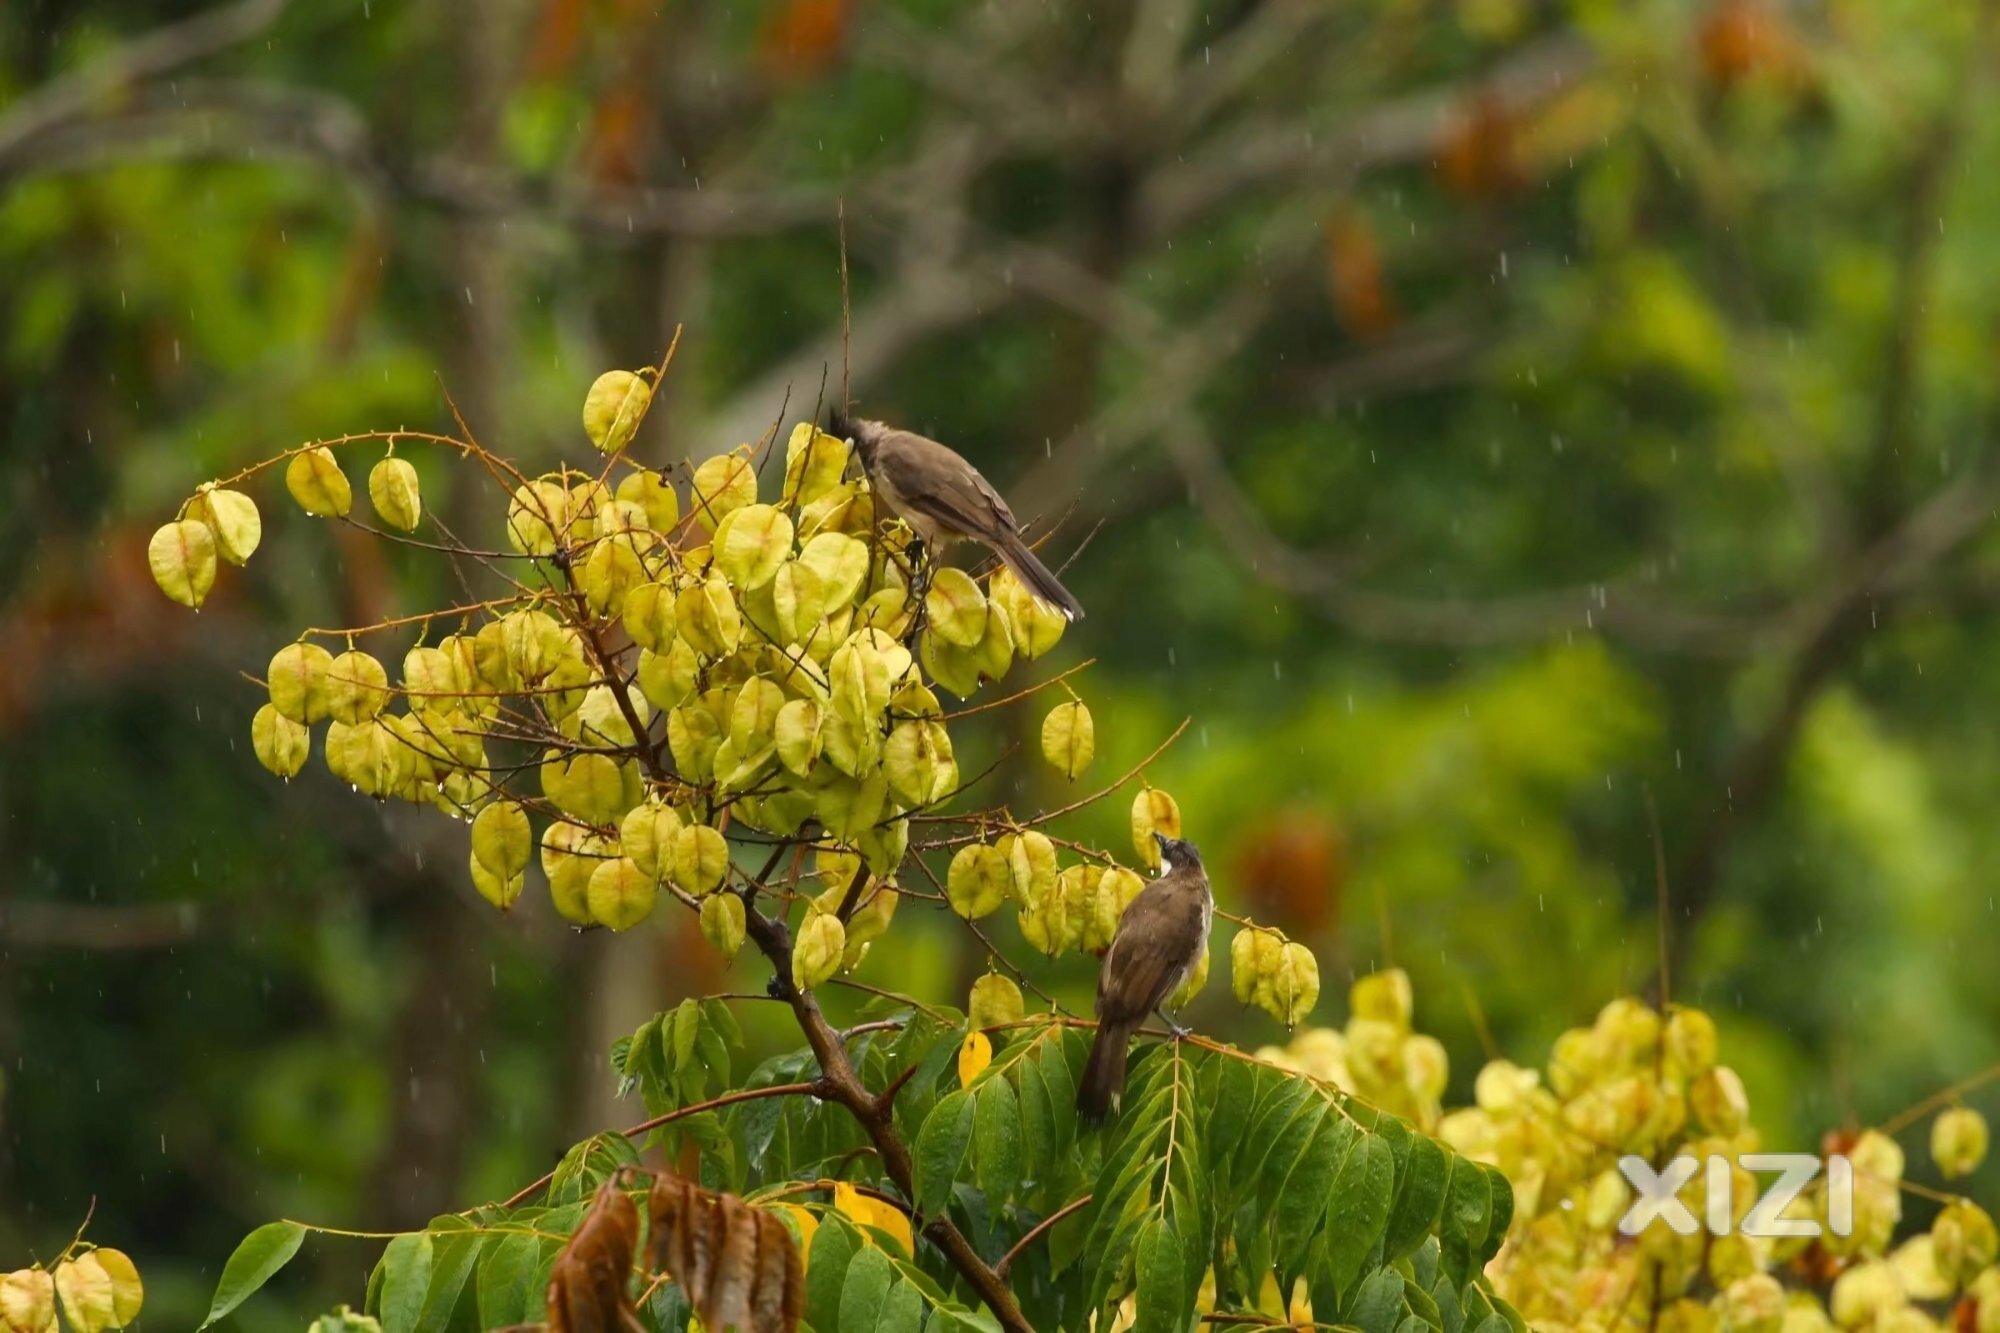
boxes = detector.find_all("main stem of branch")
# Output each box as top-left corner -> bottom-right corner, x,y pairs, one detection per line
739,897 -> 1033,1333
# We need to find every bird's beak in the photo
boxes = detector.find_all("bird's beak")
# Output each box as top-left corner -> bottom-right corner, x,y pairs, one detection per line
1153,832 -> 1172,856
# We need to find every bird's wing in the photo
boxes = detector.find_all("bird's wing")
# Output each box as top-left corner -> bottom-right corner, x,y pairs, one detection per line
879,432 -> 1018,537
1095,875 -> 1209,1023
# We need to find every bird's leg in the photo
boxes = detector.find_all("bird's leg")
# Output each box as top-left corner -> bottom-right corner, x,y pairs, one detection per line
1156,1007 -> 1193,1040
901,537 -> 932,649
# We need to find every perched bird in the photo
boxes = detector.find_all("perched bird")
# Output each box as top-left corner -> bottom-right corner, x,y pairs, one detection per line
828,410 -> 1085,621
1077,833 -> 1214,1121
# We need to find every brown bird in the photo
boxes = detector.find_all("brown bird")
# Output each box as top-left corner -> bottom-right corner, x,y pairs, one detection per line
828,410 -> 1085,621
1077,833 -> 1214,1121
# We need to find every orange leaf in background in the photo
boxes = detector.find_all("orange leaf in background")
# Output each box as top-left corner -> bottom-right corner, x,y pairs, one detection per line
758,0 -> 854,82
1436,90 -> 1519,201
1698,0 -> 1807,90
1324,212 -> 1397,341
526,0 -> 589,81
1232,808 -> 1345,938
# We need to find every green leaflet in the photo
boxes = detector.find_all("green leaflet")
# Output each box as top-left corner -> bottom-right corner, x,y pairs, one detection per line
473,1232 -> 542,1330
200,1221 -> 306,1328
806,1215 -> 860,1332
1383,1128 -> 1450,1260
913,1089 -> 976,1217
972,1072 -> 1024,1201
1318,1131 -> 1395,1300
837,1243 -> 894,1333
376,1233 -> 433,1333
1437,1153 -> 1494,1290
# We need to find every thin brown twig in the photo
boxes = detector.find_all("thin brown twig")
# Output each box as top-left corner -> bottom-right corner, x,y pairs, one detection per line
993,1193 -> 1093,1280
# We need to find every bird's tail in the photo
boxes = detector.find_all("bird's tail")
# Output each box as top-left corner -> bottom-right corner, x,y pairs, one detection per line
1077,1022 -> 1131,1121
995,530 -> 1085,622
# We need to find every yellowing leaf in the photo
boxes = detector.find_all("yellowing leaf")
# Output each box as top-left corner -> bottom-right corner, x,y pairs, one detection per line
958,1031 -> 993,1088
148,520 -> 217,608
583,369 -> 652,454
1040,700 -> 1095,780
284,447 -> 353,517
192,486 -> 262,565
367,457 -> 422,531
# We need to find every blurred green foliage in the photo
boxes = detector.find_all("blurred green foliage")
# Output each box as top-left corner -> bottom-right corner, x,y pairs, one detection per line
7,0 -> 2000,1324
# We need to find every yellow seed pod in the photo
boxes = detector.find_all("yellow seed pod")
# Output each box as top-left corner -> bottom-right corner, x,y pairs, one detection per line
999,830 -> 1058,906
844,888 -> 900,948
816,845 -> 865,894
251,703 -> 310,778
774,698 -> 825,777
1130,787 -> 1182,869
1264,941 -> 1319,1028
714,503 -> 795,591
367,457 -> 422,531
1664,1006 -> 1719,1078
925,568 -> 988,649
1934,1107 -> 1990,1181
52,1258 -> 115,1333
883,720 -> 957,807
284,446 -> 352,517
947,844 -> 1010,919
920,628 -> 983,700
1935,1202 -> 1999,1287
633,643 -> 694,712
1350,968 -> 1414,1031
539,751 -> 630,825
671,823 -> 730,896
595,498 -> 650,536
692,893 -> 743,962
676,574 -> 744,658
968,973 -> 1025,1031
1,1268 -> 55,1333
770,559 -> 830,646
581,534 -> 646,617
1080,868 -> 1128,948
504,480 -> 563,556
798,531 -> 870,609
1017,869 -> 1077,958
191,486 -> 262,565
791,909 -> 845,992
729,677 -> 786,755
587,857 -> 657,931
1040,700 -> 1094,780
539,823 -> 605,925
1718,1275 -> 1783,1333
469,853 -> 524,911
399,647 -> 458,715
667,699 -> 723,782
622,581 -> 676,652
326,650 -> 390,725
618,802 -> 682,884
583,369 -> 653,455
992,566 -> 1066,660
1230,927 -> 1284,1005
268,640 -> 334,720
147,520 -> 217,608
1167,947 -> 1210,1011
1100,865 -> 1146,918
690,452 -> 758,532
471,801 -> 532,878
970,600 -> 1014,684
1971,1271 -> 2000,1333
856,587 -> 913,641
782,421 -> 849,506
1689,1066 -> 1750,1136
615,468 -> 679,531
